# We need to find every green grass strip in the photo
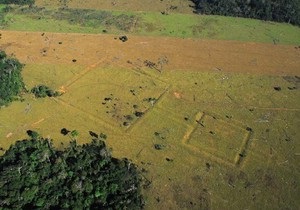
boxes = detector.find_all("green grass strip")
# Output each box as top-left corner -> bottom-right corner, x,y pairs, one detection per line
1,5 -> 300,45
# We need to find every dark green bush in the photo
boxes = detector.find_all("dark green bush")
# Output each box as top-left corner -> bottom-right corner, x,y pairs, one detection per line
0,51 -> 25,106
31,85 -> 60,98
0,132 -> 144,209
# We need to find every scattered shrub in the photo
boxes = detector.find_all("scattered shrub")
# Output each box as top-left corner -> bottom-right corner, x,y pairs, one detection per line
134,111 -> 144,118
119,35 -> 128,42
31,85 -> 60,98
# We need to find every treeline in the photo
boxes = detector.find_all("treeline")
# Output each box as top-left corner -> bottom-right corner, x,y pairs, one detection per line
0,132 -> 144,209
191,0 -> 300,26
0,0 -> 34,6
0,51 -> 25,106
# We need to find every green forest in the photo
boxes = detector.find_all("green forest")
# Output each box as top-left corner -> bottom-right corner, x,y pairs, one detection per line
0,51 -> 25,106
191,0 -> 300,26
0,132 -> 144,209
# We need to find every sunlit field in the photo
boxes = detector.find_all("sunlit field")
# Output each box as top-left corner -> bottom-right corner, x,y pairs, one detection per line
0,0 -> 300,209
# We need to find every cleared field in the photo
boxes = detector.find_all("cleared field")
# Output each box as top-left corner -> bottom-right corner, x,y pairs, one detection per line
1,5 -> 300,44
0,1 -> 300,209
35,0 -> 194,14
1,68 -> 299,209
0,31 -> 299,76
0,30 -> 300,209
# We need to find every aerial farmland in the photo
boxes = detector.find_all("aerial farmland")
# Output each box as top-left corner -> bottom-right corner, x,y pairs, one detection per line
0,0 -> 300,209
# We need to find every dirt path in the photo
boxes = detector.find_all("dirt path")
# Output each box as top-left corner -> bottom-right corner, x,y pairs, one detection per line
1,30 -> 299,76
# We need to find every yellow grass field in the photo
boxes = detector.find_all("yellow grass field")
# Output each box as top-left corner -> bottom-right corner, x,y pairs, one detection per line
1,29 -> 299,209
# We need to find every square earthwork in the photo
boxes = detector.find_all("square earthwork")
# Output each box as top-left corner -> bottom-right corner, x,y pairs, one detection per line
183,112 -> 251,166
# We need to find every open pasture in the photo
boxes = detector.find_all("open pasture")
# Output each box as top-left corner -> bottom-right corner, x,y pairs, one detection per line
1,5 -> 300,44
0,30 -> 300,209
35,0 -> 194,14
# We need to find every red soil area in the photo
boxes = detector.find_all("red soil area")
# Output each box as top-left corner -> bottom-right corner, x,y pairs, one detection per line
0,30 -> 299,75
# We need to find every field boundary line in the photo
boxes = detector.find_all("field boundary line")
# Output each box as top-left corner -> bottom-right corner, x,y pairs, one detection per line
63,56 -> 109,88
125,84 -> 172,133
52,97 -> 119,133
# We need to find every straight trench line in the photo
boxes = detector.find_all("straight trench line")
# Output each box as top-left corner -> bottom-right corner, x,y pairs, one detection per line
181,96 -> 300,112
249,107 -> 300,111
124,85 -> 172,133
182,112 -> 254,168
52,97 -> 118,133
235,131 -> 253,168
64,56 -> 108,88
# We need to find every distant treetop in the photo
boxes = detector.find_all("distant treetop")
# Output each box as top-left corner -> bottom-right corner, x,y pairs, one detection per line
191,0 -> 300,26
0,0 -> 35,6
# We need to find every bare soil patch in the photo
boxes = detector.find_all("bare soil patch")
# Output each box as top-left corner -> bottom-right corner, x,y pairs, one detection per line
1,30 -> 299,76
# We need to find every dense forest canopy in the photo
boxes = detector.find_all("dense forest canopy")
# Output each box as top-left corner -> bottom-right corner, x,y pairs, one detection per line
0,51 -> 25,106
191,0 -> 300,26
0,0 -> 34,5
0,132 -> 144,209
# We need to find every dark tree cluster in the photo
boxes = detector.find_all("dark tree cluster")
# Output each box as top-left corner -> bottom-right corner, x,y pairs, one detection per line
0,0 -> 34,6
0,51 -> 25,106
31,85 -> 60,98
0,132 -> 144,209
191,0 -> 300,26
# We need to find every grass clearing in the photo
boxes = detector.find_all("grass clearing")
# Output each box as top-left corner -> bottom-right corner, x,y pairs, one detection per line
3,13 -> 105,33
60,67 -> 169,129
138,13 -> 300,44
22,63 -> 84,89
1,65 -> 299,209
35,0 -> 194,14
1,5 -> 300,44
0,1 -> 299,209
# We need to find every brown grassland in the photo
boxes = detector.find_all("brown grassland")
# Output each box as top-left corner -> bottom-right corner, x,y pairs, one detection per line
0,1 -> 300,209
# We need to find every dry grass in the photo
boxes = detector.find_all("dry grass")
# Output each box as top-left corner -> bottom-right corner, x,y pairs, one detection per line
35,0 -> 194,14
0,30 -> 299,209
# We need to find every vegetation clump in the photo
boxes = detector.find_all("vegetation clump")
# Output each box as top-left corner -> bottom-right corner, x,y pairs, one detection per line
0,132 -> 144,209
0,50 -> 25,106
31,85 -> 60,98
119,35 -> 128,42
